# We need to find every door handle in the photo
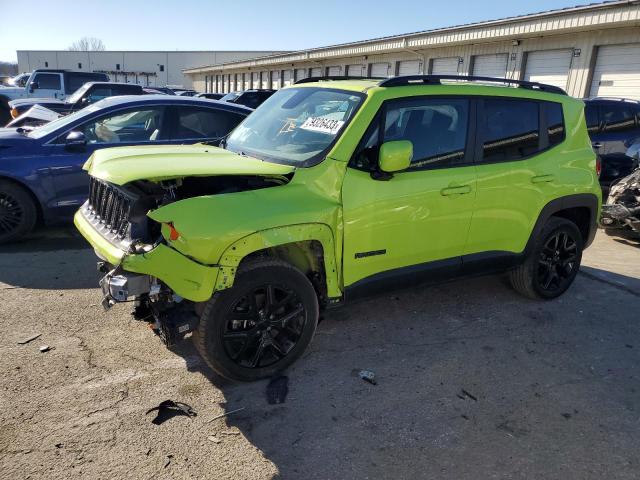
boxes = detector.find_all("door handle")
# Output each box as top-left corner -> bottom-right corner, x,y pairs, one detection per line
441,185 -> 472,196
592,142 -> 603,149
531,174 -> 555,184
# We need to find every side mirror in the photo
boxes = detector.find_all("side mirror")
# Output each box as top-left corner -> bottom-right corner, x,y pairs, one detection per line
65,131 -> 86,150
28,81 -> 38,93
378,140 -> 412,175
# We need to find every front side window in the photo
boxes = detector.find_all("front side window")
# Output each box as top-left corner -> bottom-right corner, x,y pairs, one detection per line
85,87 -> 113,103
481,99 -> 539,163
33,73 -> 61,90
80,108 -> 164,144
225,87 -> 364,165
601,105 -> 636,132
175,107 -> 245,140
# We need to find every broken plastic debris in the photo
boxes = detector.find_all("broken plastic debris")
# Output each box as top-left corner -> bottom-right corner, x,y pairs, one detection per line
266,375 -> 289,404
146,400 -> 197,425
18,333 -> 41,345
39,345 -> 52,353
207,436 -> 222,444
359,370 -> 377,385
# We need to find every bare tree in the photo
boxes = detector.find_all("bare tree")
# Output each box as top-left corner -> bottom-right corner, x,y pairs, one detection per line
68,37 -> 106,51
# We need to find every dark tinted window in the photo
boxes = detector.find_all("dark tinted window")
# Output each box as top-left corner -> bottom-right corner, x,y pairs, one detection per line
237,92 -> 262,109
33,73 -> 61,90
481,99 -> 539,162
175,107 -> 245,140
67,73 -> 107,93
546,102 -> 565,147
382,98 -> 469,170
585,104 -> 600,133
601,105 -> 636,132
86,87 -> 112,103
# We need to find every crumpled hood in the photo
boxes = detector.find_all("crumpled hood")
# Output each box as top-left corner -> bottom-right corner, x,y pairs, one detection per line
9,97 -> 65,108
84,144 -> 295,185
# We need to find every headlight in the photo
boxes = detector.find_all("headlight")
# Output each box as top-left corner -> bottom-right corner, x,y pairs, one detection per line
10,108 -> 19,118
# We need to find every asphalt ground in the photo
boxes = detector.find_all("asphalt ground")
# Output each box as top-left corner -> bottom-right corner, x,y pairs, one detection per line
0,227 -> 638,480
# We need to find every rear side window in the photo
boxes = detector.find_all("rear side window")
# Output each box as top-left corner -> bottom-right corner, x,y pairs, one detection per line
601,105 -> 636,132
480,99 -> 539,163
546,102 -> 565,148
175,107 -> 245,140
33,73 -> 61,90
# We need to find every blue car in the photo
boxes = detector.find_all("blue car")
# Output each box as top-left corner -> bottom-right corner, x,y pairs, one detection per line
0,95 -> 251,243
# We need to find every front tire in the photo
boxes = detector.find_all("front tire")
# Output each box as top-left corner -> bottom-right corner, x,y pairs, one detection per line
509,217 -> 583,300
194,258 -> 319,382
0,180 -> 38,244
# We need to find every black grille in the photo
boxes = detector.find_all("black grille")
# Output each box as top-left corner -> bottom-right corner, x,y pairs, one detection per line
88,177 -> 132,239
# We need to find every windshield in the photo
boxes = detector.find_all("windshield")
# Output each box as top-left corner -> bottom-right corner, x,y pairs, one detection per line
221,92 -> 240,102
225,87 -> 364,165
27,102 -> 104,139
66,83 -> 92,104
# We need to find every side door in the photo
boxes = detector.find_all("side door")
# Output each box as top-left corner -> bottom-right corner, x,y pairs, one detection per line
166,105 -> 247,145
465,97 -> 558,263
29,72 -> 64,99
47,106 -> 169,215
342,96 -> 477,290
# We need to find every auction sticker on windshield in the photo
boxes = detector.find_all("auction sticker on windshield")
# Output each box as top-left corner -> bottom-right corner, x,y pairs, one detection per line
300,117 -> 344,135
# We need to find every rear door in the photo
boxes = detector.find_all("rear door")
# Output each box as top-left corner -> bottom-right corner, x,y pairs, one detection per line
342,96 -> 476,288
466,98 -> 561,260
47,105 -> 169,213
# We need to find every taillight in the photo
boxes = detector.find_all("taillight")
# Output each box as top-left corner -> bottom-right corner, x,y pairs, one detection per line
595,156 -> 602,177
10,108 -> 19,119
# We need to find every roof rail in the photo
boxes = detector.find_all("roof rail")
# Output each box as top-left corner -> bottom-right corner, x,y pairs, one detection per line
378,75 -> 567,95
294,75 -> 386,84
588,96 -> 640,103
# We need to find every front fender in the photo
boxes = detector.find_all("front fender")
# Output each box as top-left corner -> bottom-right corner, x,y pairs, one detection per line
215,223 -> 342,298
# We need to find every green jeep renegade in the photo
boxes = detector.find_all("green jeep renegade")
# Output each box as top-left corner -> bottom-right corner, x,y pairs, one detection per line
75,75 -> 601,381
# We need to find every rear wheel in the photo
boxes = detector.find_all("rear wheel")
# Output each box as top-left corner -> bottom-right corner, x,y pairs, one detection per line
0,180 -> 37,244
509,217 -> 583,300
194,258 -> 319,382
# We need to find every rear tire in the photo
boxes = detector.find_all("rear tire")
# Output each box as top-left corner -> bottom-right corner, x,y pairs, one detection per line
509,217 -> 583,300
194,258 -> 319,382
0,180 -> 38,244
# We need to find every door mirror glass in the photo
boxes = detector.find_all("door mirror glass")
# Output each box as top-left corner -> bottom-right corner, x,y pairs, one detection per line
65,130 -> 86,148
379,140 -> 412,173
28,81 -> 38,92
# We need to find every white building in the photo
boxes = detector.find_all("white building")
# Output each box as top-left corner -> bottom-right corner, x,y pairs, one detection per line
16,50 -> 286,89
184,0 -> 640,99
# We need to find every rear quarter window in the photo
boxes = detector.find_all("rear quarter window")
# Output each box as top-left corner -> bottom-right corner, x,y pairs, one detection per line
546,102 -> 565,148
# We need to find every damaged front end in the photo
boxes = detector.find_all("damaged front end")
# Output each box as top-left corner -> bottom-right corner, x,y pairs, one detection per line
600,142 -> 640,239
600,168 -> 640,238
75,145 -> 295,346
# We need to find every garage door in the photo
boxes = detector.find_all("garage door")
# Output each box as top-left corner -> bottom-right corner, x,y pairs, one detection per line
524,49 -> 572,90
244,73 -> 251,91
252,72 -> 259,89
283,70 -> 293,87
398,60 -> 421,75
589,44 -> 640,99
310,67 -> 322,77
271,71 -> 280,89
431,57 -> 460,75
223,75 -> 229,93
472,53 -> 508,78
370,62 -> 390,77
261,72 -> 269,90
346,64 -> 364,76
295,68 -> 307,81
327,66 -> 342,76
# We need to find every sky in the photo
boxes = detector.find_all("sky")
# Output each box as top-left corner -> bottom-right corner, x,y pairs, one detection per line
0,0 -> 596,63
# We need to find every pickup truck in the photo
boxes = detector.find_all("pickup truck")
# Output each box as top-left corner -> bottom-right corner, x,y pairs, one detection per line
7,82 -> 145,127
0,69 -> 108,125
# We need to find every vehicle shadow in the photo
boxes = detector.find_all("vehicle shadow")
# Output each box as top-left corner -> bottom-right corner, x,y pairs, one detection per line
171,269 -> 640,479
0,226 -> 99,290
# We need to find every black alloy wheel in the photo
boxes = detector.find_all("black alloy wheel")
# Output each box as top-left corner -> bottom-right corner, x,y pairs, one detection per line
223,284 -> 306,369
536,230 -> 579,294
0,181 -> 37,244
194,258 -> 319,382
